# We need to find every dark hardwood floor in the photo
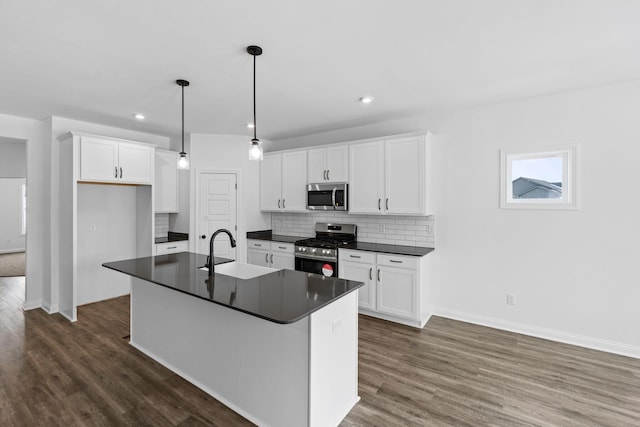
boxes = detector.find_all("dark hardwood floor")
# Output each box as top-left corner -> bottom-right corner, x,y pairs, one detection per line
2,277 -> 640,426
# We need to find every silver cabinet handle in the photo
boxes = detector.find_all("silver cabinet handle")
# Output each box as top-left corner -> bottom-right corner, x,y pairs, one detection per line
114,166 -> 118,178
120,167 -> 123,179
327,169 -> 330,181
324,170 -> 328,180
254,243 -> 262,247
390,260 -> 403,264
278,199 -> 281,208
278,246 -> 287,250
265,253 -> 269,263
386,198 -> 389,210
377,269 -> 381,281
378,199 -> 381,210
283,199 -> 286,209
369,267 -> 373,280
270,254 -> 273,264
350,255 -> 361,258
167,246 -> 177,249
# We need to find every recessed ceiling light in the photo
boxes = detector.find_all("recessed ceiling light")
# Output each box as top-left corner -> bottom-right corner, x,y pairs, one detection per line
359,96 -> 375,104
246,123 -> 255,129
133,113 -> 145,120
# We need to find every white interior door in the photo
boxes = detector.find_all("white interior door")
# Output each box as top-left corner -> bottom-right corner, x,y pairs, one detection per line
198,173 -> 237,260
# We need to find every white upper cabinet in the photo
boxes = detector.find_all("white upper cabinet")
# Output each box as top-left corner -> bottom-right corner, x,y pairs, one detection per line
349,141 -> 385,213
260,154 -> 282,211
349,134 -> 431,215
385,136 -> 427,215
80,136 -> 152,185
281,151 -> 308,211
260,151 -> 307,212
155,149 -> 179,213
307,145 -> 349,183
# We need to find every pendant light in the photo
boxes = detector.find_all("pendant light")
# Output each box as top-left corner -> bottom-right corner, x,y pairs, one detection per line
247,45 -> 263,161
176,79 -> 190,169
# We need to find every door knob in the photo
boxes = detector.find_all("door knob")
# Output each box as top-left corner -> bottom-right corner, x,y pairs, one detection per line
201,235 -> 206,239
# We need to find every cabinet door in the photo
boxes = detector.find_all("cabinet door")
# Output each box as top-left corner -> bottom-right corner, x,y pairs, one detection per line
282,151 -> 308,212
349,141 -> 384,214
385,136 -> 425,215
339,260 -> 375,310
79,137 -> 118,182
307,148 -> 326,183
155,150 -> 178,212
247,248 -> 270,267
271,252 -> 294,270
119,142 -> 152,184
260,154 -> 282,211
377,265 -> 417,319
326,145 -> 349,182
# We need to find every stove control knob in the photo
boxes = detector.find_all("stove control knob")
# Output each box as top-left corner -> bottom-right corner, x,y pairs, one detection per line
323,249 -> 329,255
311,248 -> 316,253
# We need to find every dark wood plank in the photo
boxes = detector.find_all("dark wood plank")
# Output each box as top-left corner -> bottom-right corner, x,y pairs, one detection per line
2,277 -> 640,426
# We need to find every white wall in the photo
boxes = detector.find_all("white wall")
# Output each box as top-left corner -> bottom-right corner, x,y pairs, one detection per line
0,113 -> 44,309
0,139 -> 26,252
189,134 -> 270,262
0,138 -> 27,177
431,80 -> 640,358
0,179 -> 26,253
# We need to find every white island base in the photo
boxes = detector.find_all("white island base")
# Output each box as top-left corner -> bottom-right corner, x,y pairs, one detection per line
129,277 -> 360,427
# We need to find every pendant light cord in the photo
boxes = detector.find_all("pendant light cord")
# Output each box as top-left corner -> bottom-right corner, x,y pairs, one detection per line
253,54 -> 257,141
181,84 -> 185,152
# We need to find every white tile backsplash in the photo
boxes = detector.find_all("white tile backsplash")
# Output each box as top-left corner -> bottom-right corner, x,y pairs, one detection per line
155,213 -> 169,238
272,212 -> 435,247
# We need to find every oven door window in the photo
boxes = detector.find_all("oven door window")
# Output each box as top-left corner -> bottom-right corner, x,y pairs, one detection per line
295,257 -> 338,277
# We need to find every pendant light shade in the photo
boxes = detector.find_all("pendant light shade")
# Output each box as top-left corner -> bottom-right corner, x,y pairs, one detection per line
247,45 -> 263,161
176,79 -> 190,170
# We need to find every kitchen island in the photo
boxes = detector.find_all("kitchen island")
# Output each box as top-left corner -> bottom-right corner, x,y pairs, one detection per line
103,252 -> 363,427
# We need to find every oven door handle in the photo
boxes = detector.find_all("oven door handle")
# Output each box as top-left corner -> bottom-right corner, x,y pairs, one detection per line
295,253 -> 336,262
331,188 -> 337,208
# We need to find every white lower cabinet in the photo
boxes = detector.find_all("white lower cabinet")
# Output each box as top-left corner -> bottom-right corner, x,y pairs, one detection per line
339,249 -> 431,328
247,240 -> 294,270
155,240 -> 189,255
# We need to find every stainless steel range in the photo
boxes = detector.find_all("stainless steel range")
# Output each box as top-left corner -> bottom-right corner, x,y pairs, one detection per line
294,223 -> 357,277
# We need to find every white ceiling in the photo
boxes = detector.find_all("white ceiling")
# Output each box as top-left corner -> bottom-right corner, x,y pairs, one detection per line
1,0 -> 640,141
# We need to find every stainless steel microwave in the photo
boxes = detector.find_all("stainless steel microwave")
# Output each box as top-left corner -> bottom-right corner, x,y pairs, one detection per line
307,183 -> 348,211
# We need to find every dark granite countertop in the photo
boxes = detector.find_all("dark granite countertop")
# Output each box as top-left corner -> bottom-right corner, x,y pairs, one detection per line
246,230 -> 434,256
246,230 -> 305,244
155,231 -> 189,244
346,242 -> 434,257
103,252 -> 363,324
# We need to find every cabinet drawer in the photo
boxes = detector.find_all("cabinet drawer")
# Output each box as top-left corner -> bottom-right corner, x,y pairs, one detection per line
339,249 -> 376,264
271,242 -> 294,253
376,253 -> 418,270
156,241 -> 188,255
247,239 -> 271,250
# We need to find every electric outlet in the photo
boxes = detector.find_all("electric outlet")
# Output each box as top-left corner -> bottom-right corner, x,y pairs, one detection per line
380,223 -> 386,232
426,225 -> 432,235
332,316 -> 343,332
89,224 -> 97,232
506,294 -> 516,306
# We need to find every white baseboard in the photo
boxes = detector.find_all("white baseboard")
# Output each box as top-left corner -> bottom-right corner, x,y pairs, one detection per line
22,300 -> 41,310
0,248 -> 25,254
432,307 -> 640,360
